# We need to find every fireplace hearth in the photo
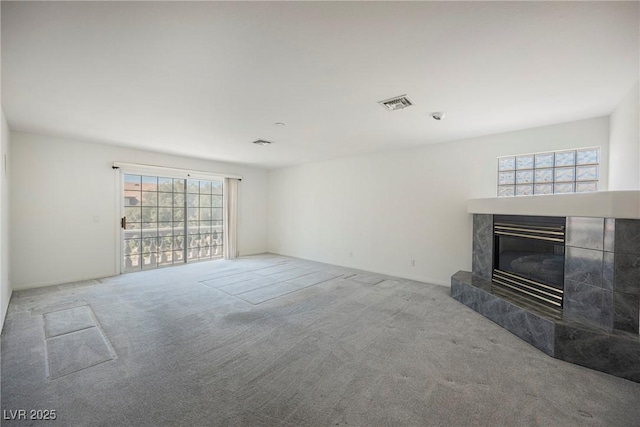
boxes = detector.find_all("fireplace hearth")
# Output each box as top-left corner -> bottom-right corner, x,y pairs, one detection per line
452,214 -> 640,383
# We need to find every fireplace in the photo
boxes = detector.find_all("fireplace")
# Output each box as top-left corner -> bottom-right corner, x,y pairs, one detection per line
452,213 -> 640,383
492,215 -> 565,309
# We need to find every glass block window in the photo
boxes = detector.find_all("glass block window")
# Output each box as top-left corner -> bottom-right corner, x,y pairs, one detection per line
497,148 -> 599,197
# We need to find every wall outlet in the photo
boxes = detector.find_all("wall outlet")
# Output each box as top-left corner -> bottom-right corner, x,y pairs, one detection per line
411,259 -> 415,267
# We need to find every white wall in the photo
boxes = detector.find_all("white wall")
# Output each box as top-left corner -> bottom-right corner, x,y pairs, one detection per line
1,110 -> 11,329
268,117 -> 610,286
609,81 -> 640,190
10,132 -> 269,290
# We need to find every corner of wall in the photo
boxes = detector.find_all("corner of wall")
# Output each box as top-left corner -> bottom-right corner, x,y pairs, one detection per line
608,81 -> 640,191
1,108 -> 12,332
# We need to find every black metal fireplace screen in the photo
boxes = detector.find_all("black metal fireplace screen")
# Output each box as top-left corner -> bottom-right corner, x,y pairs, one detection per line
492,215 -> 565,308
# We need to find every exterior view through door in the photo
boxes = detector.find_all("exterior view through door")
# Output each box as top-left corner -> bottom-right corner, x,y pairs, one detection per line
122,174 -> 224,272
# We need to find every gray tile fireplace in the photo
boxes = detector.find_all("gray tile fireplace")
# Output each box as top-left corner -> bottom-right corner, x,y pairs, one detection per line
452,214 -> 640,383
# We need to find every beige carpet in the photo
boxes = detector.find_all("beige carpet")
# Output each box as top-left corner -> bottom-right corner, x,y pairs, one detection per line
2,254 -> 639,426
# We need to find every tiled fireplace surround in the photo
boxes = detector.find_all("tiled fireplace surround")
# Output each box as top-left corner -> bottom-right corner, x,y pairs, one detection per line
451,215 -> 640,383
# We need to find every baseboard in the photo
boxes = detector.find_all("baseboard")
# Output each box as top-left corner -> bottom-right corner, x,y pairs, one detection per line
11,273 -> 113,292
265,251 -> 451,287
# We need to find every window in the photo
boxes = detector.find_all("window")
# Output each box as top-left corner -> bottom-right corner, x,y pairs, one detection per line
123,174 -> 224,272
497,148 -> 599,197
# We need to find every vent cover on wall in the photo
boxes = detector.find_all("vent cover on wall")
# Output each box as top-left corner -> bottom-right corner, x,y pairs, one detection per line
378,95 -> 414,111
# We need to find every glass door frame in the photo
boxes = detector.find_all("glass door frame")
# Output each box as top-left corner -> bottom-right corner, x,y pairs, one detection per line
114,164 -> 227,275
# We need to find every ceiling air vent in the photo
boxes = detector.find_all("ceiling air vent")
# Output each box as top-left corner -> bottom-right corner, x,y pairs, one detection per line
378,94 -> 414,111
252,139 -> 273,146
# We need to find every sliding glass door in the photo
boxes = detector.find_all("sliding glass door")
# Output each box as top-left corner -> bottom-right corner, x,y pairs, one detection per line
122,174 -> 223,273
186,177 -> 224,262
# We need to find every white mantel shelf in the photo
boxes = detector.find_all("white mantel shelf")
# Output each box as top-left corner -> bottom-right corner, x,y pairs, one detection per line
467,191 -> 640,219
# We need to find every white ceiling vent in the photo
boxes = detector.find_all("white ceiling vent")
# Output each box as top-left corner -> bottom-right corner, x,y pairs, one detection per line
378,95 -> 414,111
252,139 -> 273,146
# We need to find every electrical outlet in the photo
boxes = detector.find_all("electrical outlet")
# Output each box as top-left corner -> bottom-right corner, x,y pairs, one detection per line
411,259 -> 415,267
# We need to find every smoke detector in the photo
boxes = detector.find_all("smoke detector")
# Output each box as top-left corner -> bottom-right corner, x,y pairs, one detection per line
252,139 -> 273,146
378,95 -> 414,111
431,112 -> 446,121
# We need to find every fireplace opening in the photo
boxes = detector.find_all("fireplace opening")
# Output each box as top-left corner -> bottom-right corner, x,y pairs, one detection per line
492,215 -> 565,309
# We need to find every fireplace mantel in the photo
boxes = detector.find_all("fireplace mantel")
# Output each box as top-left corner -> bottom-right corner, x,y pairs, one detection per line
468,190 -> 640,219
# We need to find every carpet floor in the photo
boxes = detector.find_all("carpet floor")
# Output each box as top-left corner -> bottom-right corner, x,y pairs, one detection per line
2,254 -> 639,426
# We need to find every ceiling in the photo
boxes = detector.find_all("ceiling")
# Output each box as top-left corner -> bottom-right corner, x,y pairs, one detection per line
2,2 -> 639,169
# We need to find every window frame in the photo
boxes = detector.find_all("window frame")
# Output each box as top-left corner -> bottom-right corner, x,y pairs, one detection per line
497,147 -> 599,197
113,162 -> 239,275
